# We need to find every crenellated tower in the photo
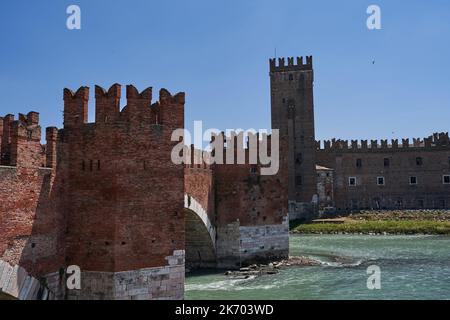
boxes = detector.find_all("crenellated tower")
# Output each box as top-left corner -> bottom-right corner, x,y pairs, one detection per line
270,56 -> 317,219
61,83 -> 186,300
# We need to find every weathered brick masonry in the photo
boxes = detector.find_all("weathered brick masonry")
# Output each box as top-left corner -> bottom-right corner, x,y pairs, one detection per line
62,84 -> 186,299
271,56 -> 450,218
316,134 -> 450,211
0,84 -> 187,300
1,80 -> 290,300
184,133 -> 290,269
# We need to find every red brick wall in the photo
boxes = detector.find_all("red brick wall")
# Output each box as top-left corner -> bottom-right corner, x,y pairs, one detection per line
214,137 -> 288,227
184,149 -> 215,223
316,135 -> 450,211
0,113 -> 64,277
62,84 -> 185,272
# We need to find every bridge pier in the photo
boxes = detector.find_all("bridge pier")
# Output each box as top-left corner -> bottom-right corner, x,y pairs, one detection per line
216,216 -> 290,269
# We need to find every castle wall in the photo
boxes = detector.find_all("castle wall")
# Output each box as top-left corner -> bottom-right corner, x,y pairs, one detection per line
0,113 -> 65,299
61,84 -> 185,299
316,134 -> 450,211
213,134 -> 289,268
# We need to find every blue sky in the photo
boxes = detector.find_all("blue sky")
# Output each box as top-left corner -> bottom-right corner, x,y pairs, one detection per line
0,0 -> 449,142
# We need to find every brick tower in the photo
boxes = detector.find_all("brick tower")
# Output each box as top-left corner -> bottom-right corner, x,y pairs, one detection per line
270,56 -> 317,220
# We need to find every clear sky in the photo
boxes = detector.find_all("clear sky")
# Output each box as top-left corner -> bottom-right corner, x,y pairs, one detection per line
0,0 -> 449,142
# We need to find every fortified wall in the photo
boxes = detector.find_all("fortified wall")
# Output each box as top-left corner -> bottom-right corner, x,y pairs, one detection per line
1,82 -> 290,300
61,84 -> 186,300
184,132 -> 289,269
0,84 -> 187,300
0,112 -> 65,299
316,133 -> 450,211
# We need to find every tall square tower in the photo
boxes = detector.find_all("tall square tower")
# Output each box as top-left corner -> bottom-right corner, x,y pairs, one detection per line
270,56 -> 317,218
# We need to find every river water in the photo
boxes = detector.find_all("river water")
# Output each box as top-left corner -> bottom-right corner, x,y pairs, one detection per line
185,234 -> 450,300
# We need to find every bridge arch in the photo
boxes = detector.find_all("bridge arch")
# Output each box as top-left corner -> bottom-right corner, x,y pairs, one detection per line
184,194 -> 217,269
0,260 -> 50,300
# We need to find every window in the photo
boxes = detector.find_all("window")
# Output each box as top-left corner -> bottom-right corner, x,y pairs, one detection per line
282,98 -> 286,104
377,176 -> 385,186
356,159 -> 362,168
349,177 -> 357,186
416,157 -> 423,166
410,176 -> 417,185
296,153 -> 303,164
289,74 -> 294,81
384,158 -> 390,167
443,175 -> 450,184
295,175 -> 302,186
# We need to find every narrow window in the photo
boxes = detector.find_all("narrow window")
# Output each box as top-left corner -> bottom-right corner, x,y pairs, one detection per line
416,157 -> 423,166
443,175 -> 450,184
377,176 -> 385,186
82,160 -> 85,171
384,158 -> 390,167
97,160 -> 101,171
89,160 -> 93,172
410,176 -> 417,185
295,175 -> 302,186
356,159 -> 362,168
289,74 -> 294,81
349,177 -> 357,186
296,153 -> 303,164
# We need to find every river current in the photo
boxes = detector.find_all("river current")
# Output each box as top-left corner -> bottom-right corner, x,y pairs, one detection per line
186,234 -> 450,300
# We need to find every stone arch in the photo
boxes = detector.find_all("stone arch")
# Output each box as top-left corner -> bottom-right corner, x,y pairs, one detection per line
0,260 -> 50,300
184,194 -> 216,269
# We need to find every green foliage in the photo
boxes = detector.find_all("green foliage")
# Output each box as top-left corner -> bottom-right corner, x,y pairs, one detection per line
292,220 -> 450,235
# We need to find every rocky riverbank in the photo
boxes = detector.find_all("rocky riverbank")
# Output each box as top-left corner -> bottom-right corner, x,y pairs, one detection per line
224,256 -> 321,278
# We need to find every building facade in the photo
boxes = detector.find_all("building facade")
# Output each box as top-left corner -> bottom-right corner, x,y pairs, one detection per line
270,56 -> 450,217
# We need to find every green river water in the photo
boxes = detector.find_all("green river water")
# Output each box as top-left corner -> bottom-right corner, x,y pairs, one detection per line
185,234 -> 450,300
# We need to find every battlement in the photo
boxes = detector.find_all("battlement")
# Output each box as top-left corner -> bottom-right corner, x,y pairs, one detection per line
269,56 -> 313,72
316,132 -> 450,152
208,131 -> 279,169
64,84 -> 185,128
184,145 -> 213,169
0,111 -> 49,167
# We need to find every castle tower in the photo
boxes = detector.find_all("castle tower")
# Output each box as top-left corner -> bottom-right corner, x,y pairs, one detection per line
270,56 -> 317,219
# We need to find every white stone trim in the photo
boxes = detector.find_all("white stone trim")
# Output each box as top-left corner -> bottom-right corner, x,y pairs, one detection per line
0,259 -> 48,300
184,194 -> 216,249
